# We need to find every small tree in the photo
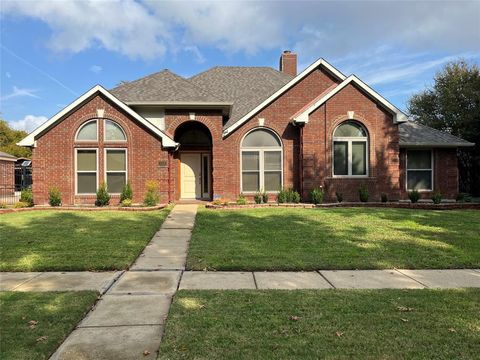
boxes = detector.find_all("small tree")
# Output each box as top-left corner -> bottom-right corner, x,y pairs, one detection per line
48,186 -> 62,206
143,180 -> 160,206
120,181 -> 133,202
95,182 -> 110,206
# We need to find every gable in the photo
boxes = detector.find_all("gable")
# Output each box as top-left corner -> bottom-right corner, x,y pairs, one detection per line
18,85 -> 177,148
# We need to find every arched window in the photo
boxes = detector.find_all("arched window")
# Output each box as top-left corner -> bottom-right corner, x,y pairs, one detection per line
241,128 -> 282,192
105,120 -> 126,141
333,121 -> 368,176
76,120 -> 98,141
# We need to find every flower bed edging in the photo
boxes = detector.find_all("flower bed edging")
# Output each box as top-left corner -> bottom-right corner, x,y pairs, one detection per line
0,203 -> 168,215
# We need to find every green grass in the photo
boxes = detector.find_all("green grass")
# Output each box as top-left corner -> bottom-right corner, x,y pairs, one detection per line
187,207 -> 480,270
0,291 -> 98,360
159,289 -> 480,360
0,208 -> 170,271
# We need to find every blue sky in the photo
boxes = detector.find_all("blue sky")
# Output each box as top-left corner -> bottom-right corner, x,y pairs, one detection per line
1,0 -> 479,132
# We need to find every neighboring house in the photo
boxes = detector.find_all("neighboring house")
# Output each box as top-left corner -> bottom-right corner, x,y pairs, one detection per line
0,151 -> 17,194
18,51 -> 474,205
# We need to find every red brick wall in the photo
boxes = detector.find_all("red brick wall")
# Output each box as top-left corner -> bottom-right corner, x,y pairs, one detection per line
0,160 -> 15,192
32,94 -> 170,205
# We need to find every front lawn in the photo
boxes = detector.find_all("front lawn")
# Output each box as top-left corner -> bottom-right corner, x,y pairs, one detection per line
0,208 -> 170,271
187,207 -> 480,270
0,291 -> 98,360
159,289 -> 480,359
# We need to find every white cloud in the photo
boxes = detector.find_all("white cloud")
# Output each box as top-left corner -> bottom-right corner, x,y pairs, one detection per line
90,65 -> 103,74
1,86 -> 39,101
9,115 -> 48,133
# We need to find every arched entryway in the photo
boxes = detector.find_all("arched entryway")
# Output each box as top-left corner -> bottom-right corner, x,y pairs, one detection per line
174,121 -> 213,200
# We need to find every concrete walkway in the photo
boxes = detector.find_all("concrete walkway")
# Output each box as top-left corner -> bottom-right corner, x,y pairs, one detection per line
49,204 -> 197,360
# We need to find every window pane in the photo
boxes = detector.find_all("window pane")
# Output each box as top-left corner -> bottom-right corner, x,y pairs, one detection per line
107,173 -> 126,193
242,172 -> 259,192
334,122 -> 366,137
242,151 -> 259,171
352,142 -> 367,175
264,151 -> 281,171
77,150 -> 96,171
265,171 -> 281,191
407,170 -> 432,190
77,173 -> 96,193
333,141 -> 348,175
106,150 -> 126,171
242,129 -> 281,147
76,121 -> 97,141
407,150 -> 431,169
105,120 -> 126,141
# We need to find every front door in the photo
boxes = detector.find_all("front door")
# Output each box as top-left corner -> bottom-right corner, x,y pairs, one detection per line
180,153 -> 210,199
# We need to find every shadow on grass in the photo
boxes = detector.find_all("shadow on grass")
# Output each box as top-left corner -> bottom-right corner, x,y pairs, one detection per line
187,207 -> 480,270
0,209 -> 169,271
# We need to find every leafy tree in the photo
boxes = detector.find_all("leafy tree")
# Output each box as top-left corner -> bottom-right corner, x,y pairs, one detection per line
407,60 -> 480,194
0,119 -> 32,158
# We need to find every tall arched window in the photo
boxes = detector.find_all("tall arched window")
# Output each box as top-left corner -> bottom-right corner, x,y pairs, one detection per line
241,128 -> 283,192
76,120 -> 98,141
333,121 -> 368,176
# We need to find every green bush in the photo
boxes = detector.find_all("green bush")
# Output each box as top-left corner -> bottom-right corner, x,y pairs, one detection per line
48,186 -> 62,207
408,190 -> 420,203
359,184 -> 369,202
95,182 -> 111,206
0,202 -> 6,209
262,192 -> 269,203
456,192 -> 472,203
277,188 -> 300,203
120,199 -> 132,207
310,187 -> 324,204
380,193 -> 388,203
254,192 -> 263,204
236,194 -> 247,205
20,188 -> 34,207
431,191 -> 442,204
143,180 -> 160,206
14,201 -> 29,208
120,181 -> 133,202
336,191 -> 343,203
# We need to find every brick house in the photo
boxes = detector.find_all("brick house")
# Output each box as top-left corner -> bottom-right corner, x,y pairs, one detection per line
18,52 -> 474,205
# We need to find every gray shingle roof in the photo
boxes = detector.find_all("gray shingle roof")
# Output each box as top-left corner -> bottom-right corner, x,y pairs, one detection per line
110,70 -> 221,103
189,67 -> 293,128
399,121 -> 474,147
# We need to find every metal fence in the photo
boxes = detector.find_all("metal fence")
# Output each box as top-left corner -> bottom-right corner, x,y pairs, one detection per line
0,186 -> 20,205
15,162 -> 32,191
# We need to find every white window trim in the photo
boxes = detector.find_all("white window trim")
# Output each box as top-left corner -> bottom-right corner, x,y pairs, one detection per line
406,149 -> 434,192
75,148 -> 98,195
240,128 -> 283,194
104,148 -> 128,195
332,136 -> 369,178
75,119 -> 98,142
104,119 -> 127,142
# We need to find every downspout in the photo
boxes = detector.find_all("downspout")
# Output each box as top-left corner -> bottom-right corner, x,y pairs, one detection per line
299,123 -> 304,199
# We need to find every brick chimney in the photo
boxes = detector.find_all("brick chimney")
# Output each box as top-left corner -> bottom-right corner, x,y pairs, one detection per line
279,50 -> 297,76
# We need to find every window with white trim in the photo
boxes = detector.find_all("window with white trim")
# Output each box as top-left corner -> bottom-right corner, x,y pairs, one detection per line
76,120 -> 97,141
76,149 -> 97,194
406,150 -> 433,191
105,120 -> 126,141
105,149 -> 127,193
333,121 -> 368,176
241,128 -> 282,192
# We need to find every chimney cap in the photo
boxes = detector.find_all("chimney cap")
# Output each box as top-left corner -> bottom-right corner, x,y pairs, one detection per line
283,50 -> 292,54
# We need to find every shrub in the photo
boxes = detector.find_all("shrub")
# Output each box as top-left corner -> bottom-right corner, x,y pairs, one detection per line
254,192 -> 263,204
121,199 -> 132,207
20,188 -> 34,207
262,192 -> 269,203
408,190 -> 420,203
236,194 -> 247,205
358,184 -> 369,202
48,186 -> 62,207
212,198 -> 223,206
143,180 -> 160,206
95,182 -> 111,206
380,193 -> 388,203
310,187 -> 324,204
431,191 -> 442,204
277,188 -> 301,203
0,202 -> 7,209
336,191 -> 343,203
14,201 -> 29,208
456,192 -> 472,203
120,181 -> 133,202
